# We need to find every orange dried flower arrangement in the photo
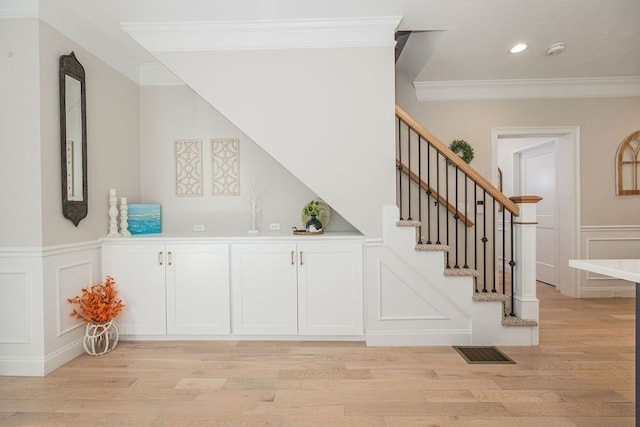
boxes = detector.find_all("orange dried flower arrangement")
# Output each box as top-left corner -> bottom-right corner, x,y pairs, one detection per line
67,275 -> 125,323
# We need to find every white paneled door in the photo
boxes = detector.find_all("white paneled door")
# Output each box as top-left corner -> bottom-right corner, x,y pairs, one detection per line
519,141 -> 558,286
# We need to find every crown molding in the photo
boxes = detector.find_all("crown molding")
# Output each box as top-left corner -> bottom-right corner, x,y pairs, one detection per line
122,16 -> 402,52
414,77 -> 640,101
139,63 -> 184,86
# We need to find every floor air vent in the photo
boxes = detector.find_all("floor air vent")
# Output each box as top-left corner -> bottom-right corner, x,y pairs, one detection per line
453,346 -> 515,364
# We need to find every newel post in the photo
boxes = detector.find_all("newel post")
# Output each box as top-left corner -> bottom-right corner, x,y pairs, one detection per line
509,196 -> 542,330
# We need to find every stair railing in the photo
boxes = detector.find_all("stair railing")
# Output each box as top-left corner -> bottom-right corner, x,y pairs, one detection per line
395,105 -> 520,315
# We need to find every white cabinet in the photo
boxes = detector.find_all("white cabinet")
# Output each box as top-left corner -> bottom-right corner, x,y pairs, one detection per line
166,244 -> 230,335
102,242 -> 230,336
102,243 -> 166,335
297,242 -> 363,336
231,242 -> 363,336
102,235 -> 363,339
230,243 -> 298,335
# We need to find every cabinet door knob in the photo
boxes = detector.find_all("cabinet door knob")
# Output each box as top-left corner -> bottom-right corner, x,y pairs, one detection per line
167,251 -> 173,266
158,252 -> 164,265
291,250 -> 295,265
299,251 -> 304,265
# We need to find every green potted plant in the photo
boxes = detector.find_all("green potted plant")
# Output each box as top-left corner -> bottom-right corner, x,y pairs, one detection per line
303,200 -> 323,232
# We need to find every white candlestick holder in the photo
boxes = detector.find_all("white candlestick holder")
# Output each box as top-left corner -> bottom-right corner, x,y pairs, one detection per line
107,189 -> 120,237
119,197 -> 131,237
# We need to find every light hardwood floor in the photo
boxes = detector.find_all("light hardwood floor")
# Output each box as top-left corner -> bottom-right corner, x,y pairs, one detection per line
0,283 -> 635,426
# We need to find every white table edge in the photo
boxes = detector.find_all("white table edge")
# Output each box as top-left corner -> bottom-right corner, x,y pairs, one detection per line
569,259 -> 640,284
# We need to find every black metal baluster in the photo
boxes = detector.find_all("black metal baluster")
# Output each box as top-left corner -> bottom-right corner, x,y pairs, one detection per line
397,118 -> 403,220
453,166 -> 459,268
436,151 -> 441,245
463,174 -> 469,269
509,211 -> 516,316
502,203 -> 507,306
407,127 -> 412,220
492,199 -> 497,293
474,183 -> 478,292
426,142 -> 432,244
445,158 -> 450,269
481,190 -> 488,293
417,135 -> 422,243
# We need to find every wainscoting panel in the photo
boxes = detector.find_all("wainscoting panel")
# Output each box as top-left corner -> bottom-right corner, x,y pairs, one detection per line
579,226 -> 640,297
0,272 -> 30,344
0,241 -> 99,376
57,261 -> 93,336
0,249 -> 44,375
43,241 -> 100,374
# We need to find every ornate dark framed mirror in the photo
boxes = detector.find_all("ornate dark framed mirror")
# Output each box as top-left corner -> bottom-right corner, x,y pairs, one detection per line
59,52 -> 88,226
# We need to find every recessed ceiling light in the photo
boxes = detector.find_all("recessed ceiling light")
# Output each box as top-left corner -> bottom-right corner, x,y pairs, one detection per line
509,43 -> 528,54
546,42 -> 566,55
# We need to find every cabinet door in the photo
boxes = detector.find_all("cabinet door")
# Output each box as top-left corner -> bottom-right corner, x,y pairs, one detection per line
102,243 -> 166,335
297,242 -> 363,336
166,244 -> 230,335
231,243 -> 297,335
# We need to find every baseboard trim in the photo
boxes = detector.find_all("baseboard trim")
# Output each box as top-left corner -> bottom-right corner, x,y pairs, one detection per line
44,339 -> 84,375
120,335 -> 365,342
0,356 -> 45,376
0,340 -> 83,377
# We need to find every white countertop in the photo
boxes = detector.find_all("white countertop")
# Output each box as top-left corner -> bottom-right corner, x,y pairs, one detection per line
101,230 -> 365,243
569,259 -> 640,283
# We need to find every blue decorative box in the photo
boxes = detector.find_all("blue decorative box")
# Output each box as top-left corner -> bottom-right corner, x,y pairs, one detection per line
127,204 -> 161,234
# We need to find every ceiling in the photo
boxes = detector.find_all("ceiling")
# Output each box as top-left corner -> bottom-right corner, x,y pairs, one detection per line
21,0 -> 640,98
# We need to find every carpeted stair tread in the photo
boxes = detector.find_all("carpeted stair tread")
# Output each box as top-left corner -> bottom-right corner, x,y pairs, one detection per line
502,317 -> 538,327
443,267 -> 478,277
415,243 -> 449,252
396,220 -> 421,227
472,292 -> 507,302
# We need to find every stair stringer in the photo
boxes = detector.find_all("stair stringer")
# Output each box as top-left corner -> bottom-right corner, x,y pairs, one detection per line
365,244 -> 473,346
365,205 -> 538,346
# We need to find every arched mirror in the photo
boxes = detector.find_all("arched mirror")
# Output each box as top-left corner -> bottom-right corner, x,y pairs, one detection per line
616,130 -> 640,195
60,52 -> 88,226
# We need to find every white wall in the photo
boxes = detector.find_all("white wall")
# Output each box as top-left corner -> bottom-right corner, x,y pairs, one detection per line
38,21 -> 140,246
0,18 -> 43,247
1,18 -> 142,375
154,47 -> 397,238
139,85 -> 356,234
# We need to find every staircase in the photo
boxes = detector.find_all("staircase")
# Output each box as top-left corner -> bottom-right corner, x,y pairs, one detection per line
364,107 -> 539,347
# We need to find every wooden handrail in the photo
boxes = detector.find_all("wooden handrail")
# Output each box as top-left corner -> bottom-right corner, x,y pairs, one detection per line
395,105 -> 520,217
396,160 -> 474,227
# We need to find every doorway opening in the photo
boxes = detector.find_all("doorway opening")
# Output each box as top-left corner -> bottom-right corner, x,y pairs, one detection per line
491,127 -> 581,297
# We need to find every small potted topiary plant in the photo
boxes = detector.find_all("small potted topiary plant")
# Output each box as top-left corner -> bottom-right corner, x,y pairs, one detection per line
303,200 -> 323,232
